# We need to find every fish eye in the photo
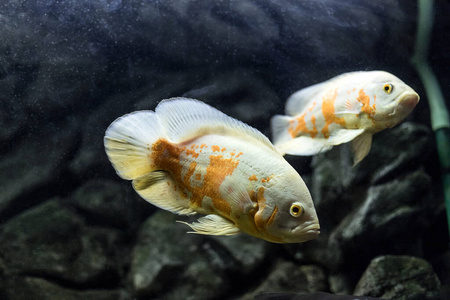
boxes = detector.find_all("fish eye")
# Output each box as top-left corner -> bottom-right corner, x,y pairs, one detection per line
383,83 -> 393,94
290,203 -> 304,217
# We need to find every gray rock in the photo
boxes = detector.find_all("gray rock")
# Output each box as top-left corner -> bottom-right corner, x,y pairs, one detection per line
239,260 -> 328,299
0,199 -> 125,290
130,210 -> 273,299
0,124 -> 80,219
327,169 -> 434,270
4,277 -> 128,300
130,211 -> 226,299
354,255 -> 441,299
67,179 -> 141,229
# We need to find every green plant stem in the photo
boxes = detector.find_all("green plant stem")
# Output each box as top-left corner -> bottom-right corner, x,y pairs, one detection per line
412,0 -> 450,239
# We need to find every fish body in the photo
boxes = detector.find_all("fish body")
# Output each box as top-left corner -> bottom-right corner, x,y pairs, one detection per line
271,71 -> 420,165
104,98 -> 320,243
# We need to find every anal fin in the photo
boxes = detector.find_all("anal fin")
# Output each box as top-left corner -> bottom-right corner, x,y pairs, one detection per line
351,132 -> 373,166
132,171 -> 196,215
177,215 -> 240,236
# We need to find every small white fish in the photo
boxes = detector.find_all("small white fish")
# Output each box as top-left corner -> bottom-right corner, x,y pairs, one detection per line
271,71 -> 420,165
104,98 -> 320,243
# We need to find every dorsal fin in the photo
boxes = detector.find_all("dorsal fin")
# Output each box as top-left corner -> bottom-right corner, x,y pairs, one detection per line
155,98 -> 277,152
285,81 -> 329,116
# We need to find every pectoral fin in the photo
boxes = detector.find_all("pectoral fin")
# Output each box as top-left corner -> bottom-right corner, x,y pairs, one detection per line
177,215 -> 240,236
351,132 -> 373,166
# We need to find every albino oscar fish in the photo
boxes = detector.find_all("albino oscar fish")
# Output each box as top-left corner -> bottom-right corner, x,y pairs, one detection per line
104,98 -> 320,243
271,71 -> 420,165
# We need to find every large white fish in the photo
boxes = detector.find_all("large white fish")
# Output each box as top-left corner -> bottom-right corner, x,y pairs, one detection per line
104,98 -> 320,243
271,71 -> 420,165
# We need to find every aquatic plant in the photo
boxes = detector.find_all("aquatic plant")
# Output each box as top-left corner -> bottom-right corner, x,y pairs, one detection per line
411,0 -> 450,238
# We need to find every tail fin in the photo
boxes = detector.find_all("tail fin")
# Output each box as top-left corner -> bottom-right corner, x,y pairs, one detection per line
270,114 -> 294,154
104,111 -> 165,180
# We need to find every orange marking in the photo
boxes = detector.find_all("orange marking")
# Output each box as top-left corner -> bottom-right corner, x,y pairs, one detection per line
205,155 -> 238,215
288,112 -> 319,138
211,145 -> 220,152
261,175 -> 272,183
230,152 -> 235,156
357,89 -> 376,119
254,187 -> 266,230
151,139 -> 238,216
249,174 -> 258,181
185,148 -> 199,158
200,144 -> 207,149
190,144 -> 196,149
184,162 -> 197,183
195,173 -> 202,181
266,205 -> 278,227
221,147 -> 226,152
321,89 -> 346,138
235,152 -> 243,158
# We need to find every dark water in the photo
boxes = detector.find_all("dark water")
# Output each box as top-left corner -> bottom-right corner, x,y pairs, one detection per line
0,0 -> 449,299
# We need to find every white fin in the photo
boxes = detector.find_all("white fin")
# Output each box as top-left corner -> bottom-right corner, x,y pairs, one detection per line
104,111 -> 165,180
275,136 -> 333,156
156,98 -> 276,152
270,114 -> 294,146
327,128 -> 365,146
177,214 -> 240,236
351,132 -> 373,166
132,171 -> 196,215
285,81 -> 329,116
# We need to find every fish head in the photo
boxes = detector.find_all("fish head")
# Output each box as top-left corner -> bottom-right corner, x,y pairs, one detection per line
362,71 -> 420,128
254,173 -> 320,243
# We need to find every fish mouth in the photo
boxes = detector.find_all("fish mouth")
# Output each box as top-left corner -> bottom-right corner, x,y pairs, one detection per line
293,222 -> 321,236
398,92 -> 420,111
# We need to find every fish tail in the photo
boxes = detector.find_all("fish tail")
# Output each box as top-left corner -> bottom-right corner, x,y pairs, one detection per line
270,114 -> 294,155
104,110 -> 165,180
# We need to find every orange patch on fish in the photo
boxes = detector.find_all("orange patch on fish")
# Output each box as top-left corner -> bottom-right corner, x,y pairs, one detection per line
266,205 -> 278,227
249,174 -> 258,181
211,145 -> 220,152
151,139 -> 238,216
254,187 -> 267,230
321,89 -> 346,138
288,113 -> 319,139
357,89 -> 376,119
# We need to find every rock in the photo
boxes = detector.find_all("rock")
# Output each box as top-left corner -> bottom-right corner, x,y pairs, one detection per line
0,199 -> 125,290
327,169 -> 434,270
67,179 -> 142,229
254,291 -> 382,300
240,260 -> 328,299
130,210 -> 272,299
354,255 -> 441,299
4,277 -> 128,300
0,123 -> 80,220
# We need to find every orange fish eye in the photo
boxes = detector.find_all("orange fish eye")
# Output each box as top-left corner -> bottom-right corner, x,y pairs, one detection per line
383,83 -> 393,94
290,203 -> 304,217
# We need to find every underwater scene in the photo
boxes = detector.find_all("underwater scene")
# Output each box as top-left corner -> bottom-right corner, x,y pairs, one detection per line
0,0 -> 449,299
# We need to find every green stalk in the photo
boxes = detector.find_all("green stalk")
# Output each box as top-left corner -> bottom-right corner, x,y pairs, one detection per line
411,0 -> 450,239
